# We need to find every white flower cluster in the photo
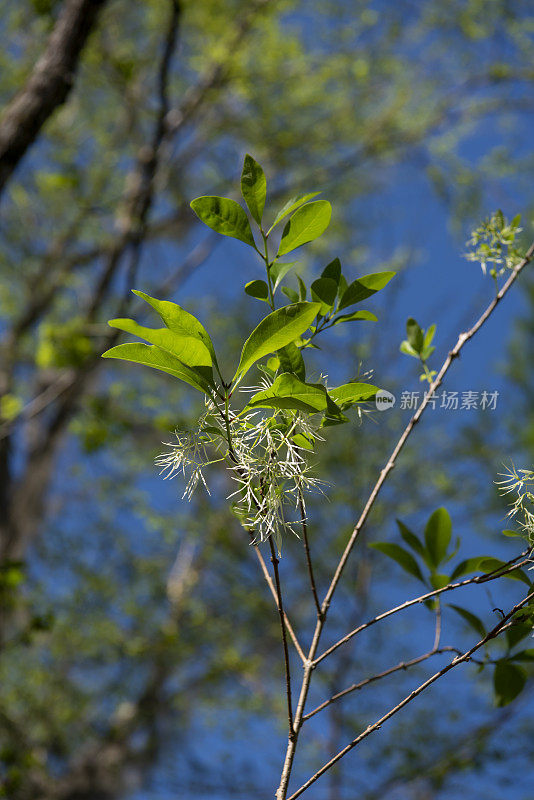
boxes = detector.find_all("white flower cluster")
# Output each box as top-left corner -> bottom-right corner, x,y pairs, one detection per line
465,210 -> 523,278
156,391 -> 327,552
496,464 -> 534,544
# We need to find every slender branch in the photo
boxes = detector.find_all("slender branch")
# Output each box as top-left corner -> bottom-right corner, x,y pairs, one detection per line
269,538 -> 294,737
298,491 -> 321,618
320,241 -> 534,620
432,600 -> 442,651
302,646 -> 464,722
314,551 -> 531,665
252,541 -> 306,662
287,589 -> 534,799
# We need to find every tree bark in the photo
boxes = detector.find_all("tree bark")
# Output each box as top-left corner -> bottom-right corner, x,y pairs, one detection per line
0,0 -> 107,197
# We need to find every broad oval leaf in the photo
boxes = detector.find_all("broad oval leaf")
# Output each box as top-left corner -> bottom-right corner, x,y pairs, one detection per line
241,154 -> 266,224
369,542 -> 425,583
246,372 -> 330,414
102,343 -> 212,394
233,302 -> 320,382
338,271 -> 396,311
190,196 -> 256,247
328,382 -> 379,408
278,201 -> 332,256
406,318 -> 424,352
321,257 -> 341,284
494,661 -> 527,706
107,317 -> 213,378
132,290 -> 217,364
267,191 -> 321,234
245,279 -> 269,302
424,507 -> 452,568
451,556 -> 531,585
311,277 -> 337,313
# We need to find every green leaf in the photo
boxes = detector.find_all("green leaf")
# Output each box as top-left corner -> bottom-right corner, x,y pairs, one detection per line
451,556 -> 531,585
337,274 -> 348,301
132,290 -> 217,364
277,342 -> 305,381
240,154 -> 266,224
270,261 -> 297,292
423,323 -> 436,348
448,604 -> 486,638
494,661 -> 527,706
107,316 -> 213,376
281,286 -> 299,303
396,519 -> 429,563
267,191 -> 321,233
278,201 -> 332,256
321,257 -> 341,284
400,340 -> 419,358
102,343 -> 212,394
328,382 -> 379,409
311,277 -> 337,313
424,507 -> 452,568
292,432 -> 315,451
369,542 -> 425,583
338,271 -> 396,311
244,279 -> 269,302
190,196 -> 256,247
477,558 -> 532,586
246,372 -> 332,414
296,274 -> 307,301
406,318 -> 424,353
233,302 -> 321,382
506,621 -> 533,649
502,529 -> 523,538
333,310 -> 378,325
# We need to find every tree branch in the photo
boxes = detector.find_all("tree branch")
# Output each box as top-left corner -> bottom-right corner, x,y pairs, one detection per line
269,537 -> 294,737
0,0 -> 107,196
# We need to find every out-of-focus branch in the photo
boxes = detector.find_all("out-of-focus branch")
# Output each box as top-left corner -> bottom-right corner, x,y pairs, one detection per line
0,0 -> 108,196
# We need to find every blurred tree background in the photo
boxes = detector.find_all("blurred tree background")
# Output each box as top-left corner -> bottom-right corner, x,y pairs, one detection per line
0,0 -> 533,798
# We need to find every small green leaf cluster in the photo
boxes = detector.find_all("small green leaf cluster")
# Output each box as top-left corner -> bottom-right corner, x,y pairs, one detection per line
102,155 -> 395,550
400,317 -> 437,384
370,506 -> 534,706
465,209 -> 524,285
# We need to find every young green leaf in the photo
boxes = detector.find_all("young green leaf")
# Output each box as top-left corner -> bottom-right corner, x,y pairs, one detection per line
333,310 -> 378,325
101,343 -> 213,394
281,286 -> 299,303
321,257 -> 341,284
423,323 -> 436,348
241,154 -> 267,225
328,382 -> 379,408
245,372 -> 332,414
132,290 -> 218,364
448,604 -> 486,638
369,542 -> 425,583
277,201 -> 332,256
233,302 -> 321,382
311,277 -> 337,313
451,556 -> 531,585
267,191 -> 321,234
424,507 -> 452,568
244,279 -> 269,302
277,342 -> 306,381
494,661 -> 527,706
406,318 -> 424,353
338,271 -> 395,311
506,621 -> 533,649
296,274 -> 307,301
190,196 -> 256,247
400,340 -> 419,358
270,261 -> 297,292
396,519 -> 429,563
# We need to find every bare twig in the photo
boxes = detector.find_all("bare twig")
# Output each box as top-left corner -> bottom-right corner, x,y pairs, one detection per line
314,551 -> 531,665
270,538 -> 294,736
287,589 -> 534,799
302,646 -> 465,722
299,491 -> 321,618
